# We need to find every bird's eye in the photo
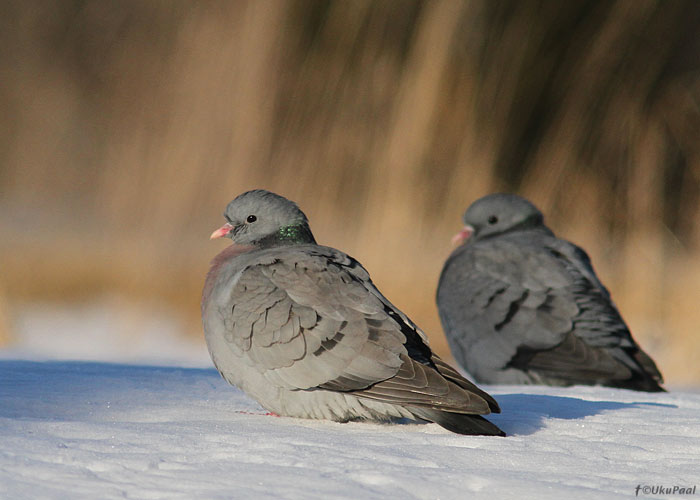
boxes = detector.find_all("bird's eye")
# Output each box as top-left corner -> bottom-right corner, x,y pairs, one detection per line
488,215 -> 498,224
246,215 -> 257,223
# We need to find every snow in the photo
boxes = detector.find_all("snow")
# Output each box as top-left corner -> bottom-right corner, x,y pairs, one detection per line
1,303 -> 699,499
2,363 -> 698,499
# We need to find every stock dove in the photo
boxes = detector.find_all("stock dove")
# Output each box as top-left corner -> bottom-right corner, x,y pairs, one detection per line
202,190 -> 504,435
437,193 -> 664,392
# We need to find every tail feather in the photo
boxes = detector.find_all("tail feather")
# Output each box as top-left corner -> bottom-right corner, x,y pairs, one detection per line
409,407 -> 505,436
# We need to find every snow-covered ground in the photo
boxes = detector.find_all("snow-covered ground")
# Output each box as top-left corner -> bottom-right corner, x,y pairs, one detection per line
1,303 -> 699,499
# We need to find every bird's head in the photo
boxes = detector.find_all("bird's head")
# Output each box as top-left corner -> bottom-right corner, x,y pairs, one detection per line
452,193 -> 545,245
210,189 -> 316,248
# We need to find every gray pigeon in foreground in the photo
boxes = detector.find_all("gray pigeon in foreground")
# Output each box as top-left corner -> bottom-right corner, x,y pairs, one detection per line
437,193 -> 664,392
202,189 -> 504,436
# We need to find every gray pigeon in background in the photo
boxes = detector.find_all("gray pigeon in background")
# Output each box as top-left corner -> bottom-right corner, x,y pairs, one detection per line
202,189 -> 504,436
437,193 -> 664,392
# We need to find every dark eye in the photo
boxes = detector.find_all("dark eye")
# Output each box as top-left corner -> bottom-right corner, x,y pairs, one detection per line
246,215 -> 257,223
488,215 -> 498,224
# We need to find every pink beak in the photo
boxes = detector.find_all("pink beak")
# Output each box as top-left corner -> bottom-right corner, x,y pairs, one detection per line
210,223 -> 234,240
451,225 -> 474,246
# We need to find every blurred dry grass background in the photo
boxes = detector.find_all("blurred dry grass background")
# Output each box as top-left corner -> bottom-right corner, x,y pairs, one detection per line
1,0 -> 699,383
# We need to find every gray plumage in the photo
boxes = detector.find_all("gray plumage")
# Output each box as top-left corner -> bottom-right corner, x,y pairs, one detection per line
203,189 -> 504,436
437,193 -> 664,392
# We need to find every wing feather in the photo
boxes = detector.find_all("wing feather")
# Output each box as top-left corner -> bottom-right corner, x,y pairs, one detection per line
217,246 -> 497,414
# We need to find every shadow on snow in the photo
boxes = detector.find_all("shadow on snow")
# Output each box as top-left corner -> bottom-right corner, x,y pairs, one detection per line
489,393 -> 676,436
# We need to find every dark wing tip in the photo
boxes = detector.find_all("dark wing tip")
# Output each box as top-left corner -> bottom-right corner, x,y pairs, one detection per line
606,373 -> 666,392
409,407 -> 505,436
